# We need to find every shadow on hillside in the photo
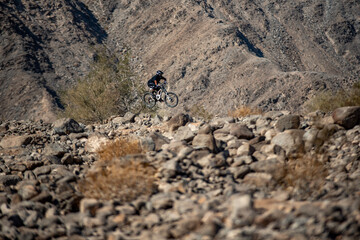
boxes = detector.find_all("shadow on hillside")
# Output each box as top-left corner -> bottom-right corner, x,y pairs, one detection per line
236,30 -> 263,58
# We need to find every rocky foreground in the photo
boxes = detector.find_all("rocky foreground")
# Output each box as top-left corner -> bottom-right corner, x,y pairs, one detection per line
0,107 -> 360,240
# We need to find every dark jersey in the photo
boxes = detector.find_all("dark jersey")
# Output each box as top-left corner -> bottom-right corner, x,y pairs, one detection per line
148,74 -> 166,85
148,74 -> 166,88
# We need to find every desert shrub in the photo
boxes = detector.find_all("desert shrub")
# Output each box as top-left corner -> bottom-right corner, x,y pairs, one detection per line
305,80 -> 360,113
79,137 -> 157,201
190,104 -> 213,121
274,153 -> 328,199
228,105 -> 262,118
79,159 -> 157,201
97,137 -> 143,162
60,46 -> 145,123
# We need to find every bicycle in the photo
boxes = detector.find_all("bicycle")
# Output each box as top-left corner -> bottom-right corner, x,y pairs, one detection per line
143,83 -> 178,108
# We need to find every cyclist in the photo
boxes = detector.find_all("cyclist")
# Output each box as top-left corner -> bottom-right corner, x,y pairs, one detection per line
147,70 -> 167,94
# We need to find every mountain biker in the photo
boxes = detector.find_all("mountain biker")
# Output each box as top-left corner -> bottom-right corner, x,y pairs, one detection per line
147,70 -> 167,94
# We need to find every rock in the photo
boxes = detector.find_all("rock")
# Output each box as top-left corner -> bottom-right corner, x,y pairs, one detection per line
163,140 -> 187,154
170,217 -> 201,239
173,126 -> 195,142
112,112 -> 136,124
226,194 -> 255,229
161,158 -> 182,178
53,118 -> 84,135
150,193 -> 174,210
243,173 -> 273,187
197,153 -> 226,169
0,175 -> 21,187
275,115 -> 301,132
230,165 -> 251,179
236,143 -> 255,156
229,124 -> 255,139
263,111 -> 284,119
174,198 -> 197,214
192,133 -> 217,152
33,166 -> 51,177
80,198 -> 102,216
167,113 -> 189,132
271,129 -> 305,156
232,155 -> 254,166
17,183 -> 39,200
210,117 -> 235,129
198,124 -> 213,134
0,135 -> 33,149
140,137 -> 156,152
149,132 -> 170,151
61,153 -> 82,165
43,143 -> 67,157
332,106 -> 360,129
84,134 -> 109,153
250,158 -> 283,173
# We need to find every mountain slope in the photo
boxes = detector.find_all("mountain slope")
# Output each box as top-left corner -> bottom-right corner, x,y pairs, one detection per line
0,0 -> 106,121
96,0 -> 359,113
1,0 -> 359,121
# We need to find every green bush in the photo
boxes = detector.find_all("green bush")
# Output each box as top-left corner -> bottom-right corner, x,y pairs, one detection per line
60,46 -> 145,123
305,81 -> 360,113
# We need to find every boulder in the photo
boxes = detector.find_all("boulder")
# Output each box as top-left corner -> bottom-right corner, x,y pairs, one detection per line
271,129 -> 305,156
0,135 -> 33,149
167,113 -> 189,132
53,118 -> 84,135
0,175 -> 21,187
275,115 -> 300,132
192,133 -> 217,152
173,126 -> 195,142
112,112 -> 136,124
43,143 -> 67,157
149,132 -> 170,151
332,106 -> 360,129
140,137 -> 156,152
229,124 -> 255,140
236,143 -> 256,156
84,134 -> 109,153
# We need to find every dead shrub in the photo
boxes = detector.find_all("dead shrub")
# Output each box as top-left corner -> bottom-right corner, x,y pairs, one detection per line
304,80 -> 360,113
273,153 -> 328,199
228,105 -> 262,118
97,137 -> 143,162
79,137 -> 157,201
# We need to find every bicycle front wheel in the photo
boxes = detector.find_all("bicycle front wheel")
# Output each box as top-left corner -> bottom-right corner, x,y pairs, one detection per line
143,93 -> 156,108
164,92 -> 178,108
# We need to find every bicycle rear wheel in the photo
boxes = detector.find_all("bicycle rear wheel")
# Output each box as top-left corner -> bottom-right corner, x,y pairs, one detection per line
165,92 -> 178,108
143,93 -> 156,108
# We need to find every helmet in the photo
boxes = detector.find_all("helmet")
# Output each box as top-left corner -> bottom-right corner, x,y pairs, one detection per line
156,70 -> 163,76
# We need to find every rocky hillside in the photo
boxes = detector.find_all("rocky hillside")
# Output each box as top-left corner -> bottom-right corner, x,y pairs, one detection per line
0,0 -> 106,122
1,0 -> 360,120
99,0 -> 360,114
0,107 -> 359,239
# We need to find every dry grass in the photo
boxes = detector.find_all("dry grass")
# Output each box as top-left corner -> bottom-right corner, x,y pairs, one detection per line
304,81 -> 360,113
228,105 -> 262,118
97,137 -> 144,162
273,153 -> 328,199
79,137 -> 157,201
